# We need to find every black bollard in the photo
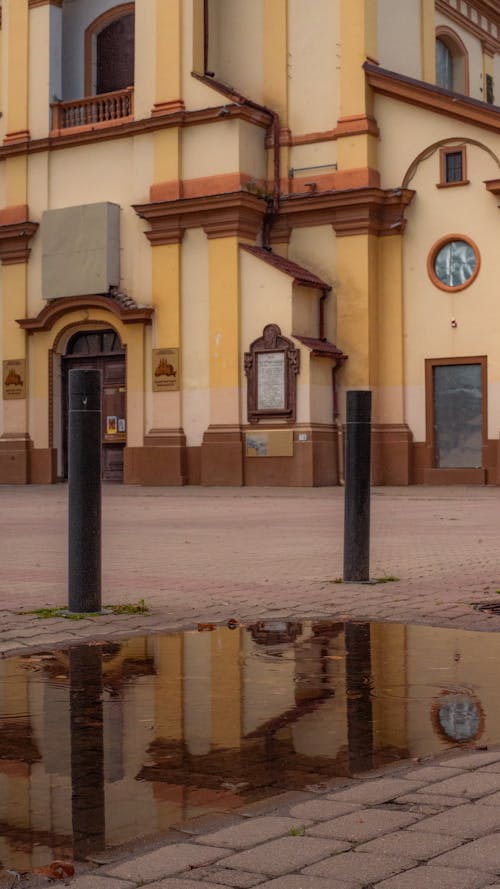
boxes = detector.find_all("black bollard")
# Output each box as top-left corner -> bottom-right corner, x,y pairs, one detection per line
68,369 -> 102,612
343,390 -> 372,582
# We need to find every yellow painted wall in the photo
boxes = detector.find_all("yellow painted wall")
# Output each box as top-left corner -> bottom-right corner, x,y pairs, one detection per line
207,0 -> 264,104
402,140 -> 500,440
377,0 -> 421,80
182,228 -> 210,447
288,0 -> 340,135
310,359 -> 335,425
134,0 -> 156,119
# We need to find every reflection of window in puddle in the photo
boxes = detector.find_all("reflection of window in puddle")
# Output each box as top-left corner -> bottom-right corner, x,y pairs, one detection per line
431,691 -> 484,744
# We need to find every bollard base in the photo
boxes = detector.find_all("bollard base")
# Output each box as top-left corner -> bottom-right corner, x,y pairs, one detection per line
60,608 -> 114,618
342,579 -> 378,585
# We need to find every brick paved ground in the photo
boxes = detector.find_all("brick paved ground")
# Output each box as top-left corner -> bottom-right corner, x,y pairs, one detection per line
1,484 -> 500,655
2,483 -> 500,888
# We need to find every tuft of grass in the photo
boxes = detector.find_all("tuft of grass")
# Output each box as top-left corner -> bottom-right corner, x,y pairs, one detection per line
110,599 -> 149,615
26,599 -> 149,619
289,826 -> 306,836
332,578 -> 343,584
374,575 -> 400,584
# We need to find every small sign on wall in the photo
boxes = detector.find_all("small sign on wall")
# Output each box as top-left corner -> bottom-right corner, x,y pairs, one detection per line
152,348 -> 180,392
3,359 -> 26,400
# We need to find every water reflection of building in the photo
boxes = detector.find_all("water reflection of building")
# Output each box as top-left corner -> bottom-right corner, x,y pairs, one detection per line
0,622 -> 495,869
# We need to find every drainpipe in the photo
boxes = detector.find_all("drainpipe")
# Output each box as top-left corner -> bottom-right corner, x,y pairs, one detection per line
333,360 -> 345,486
191,74 -> 281,246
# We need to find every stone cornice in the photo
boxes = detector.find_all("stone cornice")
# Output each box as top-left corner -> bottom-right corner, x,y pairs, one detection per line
18,295 -> 153,332
365,63 -> 500,133
133,191 -> 267,243
0,220 -> 38,265
0,103 -> 271,160
276,187 -> 415,239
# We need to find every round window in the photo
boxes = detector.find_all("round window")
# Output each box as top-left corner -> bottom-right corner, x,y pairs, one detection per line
428,235 -> 480,292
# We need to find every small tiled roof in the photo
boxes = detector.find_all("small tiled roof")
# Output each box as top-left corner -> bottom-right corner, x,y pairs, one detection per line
293,334 -> 346,360
241,244 -> 331,291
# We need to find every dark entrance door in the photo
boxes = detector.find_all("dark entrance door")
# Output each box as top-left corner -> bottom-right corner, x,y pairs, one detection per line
62,330 -> 126,481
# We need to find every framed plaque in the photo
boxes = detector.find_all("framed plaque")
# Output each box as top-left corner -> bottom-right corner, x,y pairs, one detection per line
152,348 -> 180,392
3,359 -> 26,400
244,324 -> 299,423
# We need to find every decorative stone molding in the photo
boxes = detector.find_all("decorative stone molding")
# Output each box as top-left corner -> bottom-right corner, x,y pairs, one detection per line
133,191 -> 267,244
244,324 -> 300,424
0,220 -> 38,265
278,187 -> 415,238
17,295 -> 153,332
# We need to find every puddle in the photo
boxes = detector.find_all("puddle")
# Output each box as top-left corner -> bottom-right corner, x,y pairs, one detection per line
0,618 -> 499,870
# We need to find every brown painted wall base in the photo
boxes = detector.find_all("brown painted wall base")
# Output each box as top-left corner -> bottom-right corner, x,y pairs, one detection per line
371,424 -> 413,486
30,448 -> 57,484
124,429 -> 187,485
201,426 -> 244,486
244,425 -> 338,486
423,467 -> 486,484
0,435 -> 32,484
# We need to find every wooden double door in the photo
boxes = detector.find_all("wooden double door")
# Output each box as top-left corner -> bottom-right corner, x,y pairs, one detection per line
62,331 -> 126,481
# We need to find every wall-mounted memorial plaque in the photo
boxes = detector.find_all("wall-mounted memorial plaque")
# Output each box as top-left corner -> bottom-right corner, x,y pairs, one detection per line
244,324 -> 299,423
152,348 -> 180,392
3,359 -> 26,400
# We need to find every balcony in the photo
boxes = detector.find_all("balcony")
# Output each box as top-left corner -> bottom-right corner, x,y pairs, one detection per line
50,87 -> 134,137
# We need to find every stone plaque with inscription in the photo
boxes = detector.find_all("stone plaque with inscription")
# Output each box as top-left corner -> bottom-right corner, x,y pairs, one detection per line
244,324 -> 299,423
257,352 -> 285,410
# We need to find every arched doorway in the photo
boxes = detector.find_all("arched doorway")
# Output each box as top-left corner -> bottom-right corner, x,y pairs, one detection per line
62,329 -> 126,481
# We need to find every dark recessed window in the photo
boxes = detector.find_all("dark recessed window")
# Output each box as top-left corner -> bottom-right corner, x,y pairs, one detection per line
445,151 -> 463,182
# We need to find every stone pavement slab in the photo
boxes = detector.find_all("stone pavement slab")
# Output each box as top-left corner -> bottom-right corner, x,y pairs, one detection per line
419,772 -> 500,800
217,837 -> 348,877
406,803 -> 500,838
181,866 -> 265,887
61,879 -> 133,889
303,850 -> 415,885
433,831 -> 500,873
257,879 -> 352,889
356,828 -> 462,860
375,864 -> 492,889
442,752 -> 500,770
287,800 -> 361,822
394,791 -> 465,808
106,844 -> 228,883
306,808 -> 419,842
400,765 -> 465,782
195,817 -> 313,850
325,777 -> 426,805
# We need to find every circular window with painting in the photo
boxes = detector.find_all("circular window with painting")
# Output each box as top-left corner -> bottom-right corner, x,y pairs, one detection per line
428,235 -> 480,292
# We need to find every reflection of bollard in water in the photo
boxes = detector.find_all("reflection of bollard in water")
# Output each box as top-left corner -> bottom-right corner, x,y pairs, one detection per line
343,390 -> 371,582
68,369 -> 101,613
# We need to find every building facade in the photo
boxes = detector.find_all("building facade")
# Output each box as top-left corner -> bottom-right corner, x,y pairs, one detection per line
1,0 -> 500,486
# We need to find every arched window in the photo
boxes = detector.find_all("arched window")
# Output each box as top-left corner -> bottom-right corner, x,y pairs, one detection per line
435,29 -> 469,96
85,4 -> 135,96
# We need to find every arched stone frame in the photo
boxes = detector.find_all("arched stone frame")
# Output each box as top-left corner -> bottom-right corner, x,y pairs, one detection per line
84,2 -> 135,96
19,298 -> 151,481
436,26 -> 470,96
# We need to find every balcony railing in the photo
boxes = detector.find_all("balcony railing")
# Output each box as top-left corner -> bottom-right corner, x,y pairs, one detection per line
51,87 -> 134,136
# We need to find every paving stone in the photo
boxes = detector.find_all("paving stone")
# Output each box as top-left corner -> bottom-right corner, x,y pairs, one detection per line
144,881 -> 228,889
106,844 -> 228,882
195,817 -> 312,850
287,800 -> 361,822
237,792 -> 312,817
326,777 -> 426,805
401,765 -> 465,782
62,878 -> 133,889
174,814 -> 244,836
432,831 -> 500,872
257,877 -> 353,889
480,764 -> 500,775
395,792 -> 464,808
476,792 -> 500,807
303,850 -> 415,885
441,752 -> 500,770
306,808 -> 418,842
422,772 -> 500,800
183,866 -> 265,887
375,864 -> 492,889
407,804 -> 500,838
356,829 -> 462,860
219,837 -> 348,876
